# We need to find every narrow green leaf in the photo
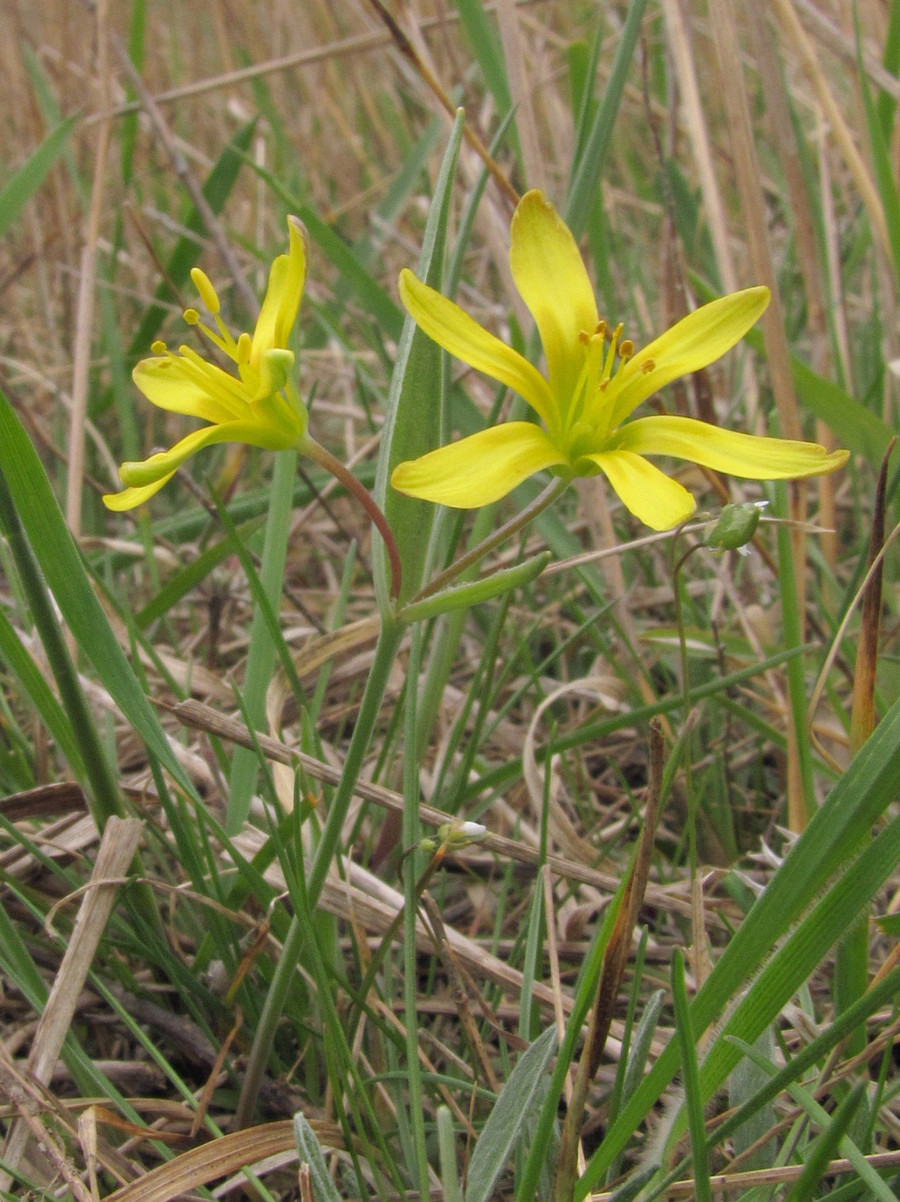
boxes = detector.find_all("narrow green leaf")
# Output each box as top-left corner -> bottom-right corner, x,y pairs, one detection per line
293,1113 -> 343,1202
467,643 -> 810,801
0,115 -> 78,238
784,1084 -> 866,1202
0,604 -> 85,778
0,388 -> 196,798
671,950 -> 712,1202
465,1026 -> 558,1202
455,0 -> 518,159
225,450 -> 298,833
127,119 -> 257,359
134,515 -> 266,627
398,553 -> 549,623
876,0 -> 900,137
857,18 -> 900,287
292,200 -> 403,341
374,111 -> 466,606
640,969 -> 900,1202
577,690 -> 900,1196
719,312 -> 894,465
565,0 -> 651,237
730,1040 -> 895,1202
437,1106 -> 462,1202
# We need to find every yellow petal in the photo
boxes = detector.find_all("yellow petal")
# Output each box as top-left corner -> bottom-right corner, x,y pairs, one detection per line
103,473 -> 175,511
251,215 -> 307,362
509,190 -> 598,408
391,422 -> 567,507
133,357 -> 245,424
606,287 -> 770,430
398,269 -> 556,426
611,415 -> 850,479
585,449 -> 696,530
117,418 -> 300,491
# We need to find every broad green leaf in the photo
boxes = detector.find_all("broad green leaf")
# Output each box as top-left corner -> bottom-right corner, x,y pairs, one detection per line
465,1026 -> 558,1202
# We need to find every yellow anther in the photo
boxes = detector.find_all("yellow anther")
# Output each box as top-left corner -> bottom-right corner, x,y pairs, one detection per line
151,340 -> 168,355
236,332 -> 253,364
190,267 -> 221,315
183,308 -> 200,326
610,322 -> 624,348
595,319 -> 607,340
579,329 -> 591,345
619,339 -> 634,360
641,357 -> 656,374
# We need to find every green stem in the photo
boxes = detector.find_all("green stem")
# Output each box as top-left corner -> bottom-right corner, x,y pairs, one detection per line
410,477 -> 568,603
306,438 -> 403,602
234,619 -> 403,1128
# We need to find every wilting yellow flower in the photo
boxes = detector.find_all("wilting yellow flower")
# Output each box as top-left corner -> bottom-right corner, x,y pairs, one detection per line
391,191 -> 848,531
104,216 -> 312,511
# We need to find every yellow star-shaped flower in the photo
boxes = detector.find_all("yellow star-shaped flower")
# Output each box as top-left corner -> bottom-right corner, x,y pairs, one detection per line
104,216 -> 312,511
391,190 -> 848,531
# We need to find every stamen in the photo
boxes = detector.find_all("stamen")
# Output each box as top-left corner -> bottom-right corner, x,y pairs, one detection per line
641,357 -> 656,374
191,268 -> 221,315
567,330 -> 606,430
601,326 -> 622,383
236,332 -> 253,365
151,340 -> 167,355
619,339 -> 634,361
212,313 -> 240,354
182,309 -> 241,363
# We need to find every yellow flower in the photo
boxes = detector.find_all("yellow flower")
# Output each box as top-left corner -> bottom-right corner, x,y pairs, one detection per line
104,216 -> 312,511
391,191 -> 848,531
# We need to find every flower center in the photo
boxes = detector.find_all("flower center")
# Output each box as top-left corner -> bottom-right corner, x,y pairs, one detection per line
564,320 -> 634,456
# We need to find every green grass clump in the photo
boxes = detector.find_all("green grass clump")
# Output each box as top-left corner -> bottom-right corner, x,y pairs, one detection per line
1,3 -> 899,1200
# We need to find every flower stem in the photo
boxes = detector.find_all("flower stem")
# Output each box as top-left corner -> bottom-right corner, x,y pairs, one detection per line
306,439 -> 402,600
409,476 -> 568,603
